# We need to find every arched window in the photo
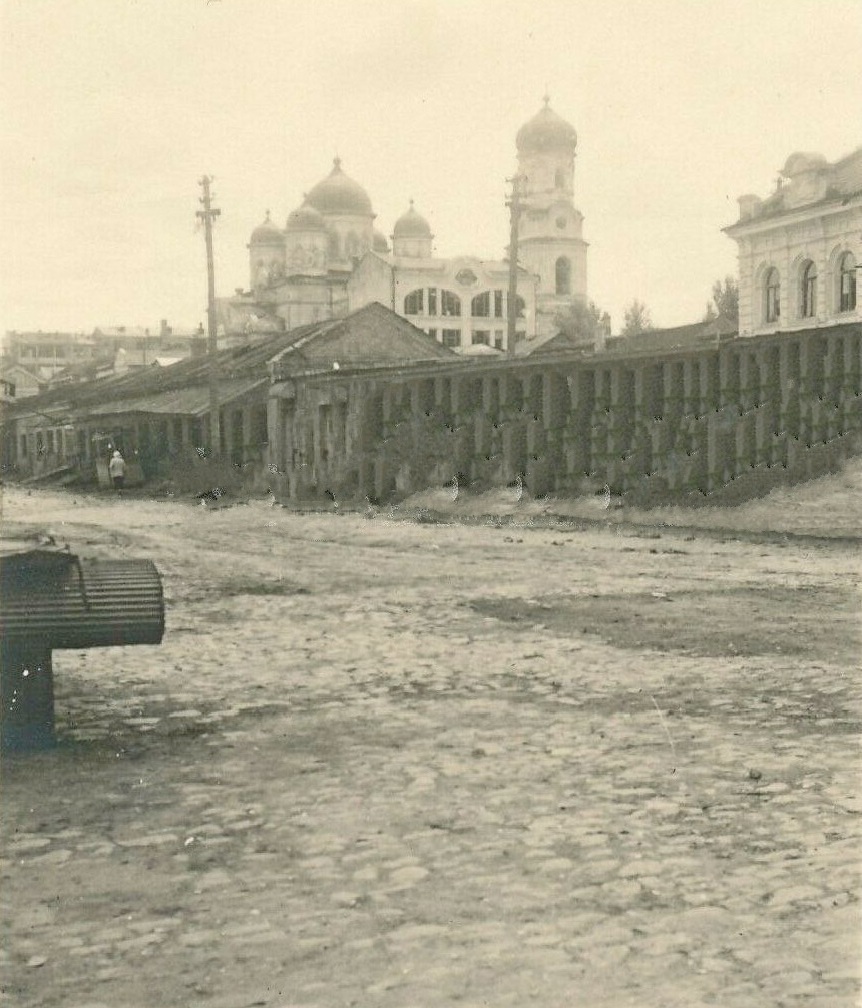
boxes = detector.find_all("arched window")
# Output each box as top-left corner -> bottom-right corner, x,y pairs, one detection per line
839,252 -> 857,312
404,289 -> 423,315
440,290 -> 461,317
471,291 -> 491,317
801,260 -> 817,317
554,169 -> 565,189
764,268 -> 780,323
555,257 -> 571,296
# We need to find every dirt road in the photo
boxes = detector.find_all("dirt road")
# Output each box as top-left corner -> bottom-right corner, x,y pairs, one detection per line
1,484 -> 860,1008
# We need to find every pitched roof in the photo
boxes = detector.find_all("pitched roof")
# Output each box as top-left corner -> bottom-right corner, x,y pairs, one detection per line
606,314 -> 737,353
7,303 -> 456,419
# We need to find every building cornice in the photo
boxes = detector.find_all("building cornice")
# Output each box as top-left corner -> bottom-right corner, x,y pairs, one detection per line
724,192 -> 862,238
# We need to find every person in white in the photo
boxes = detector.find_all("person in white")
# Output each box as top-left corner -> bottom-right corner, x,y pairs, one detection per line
108,450 -> 126,491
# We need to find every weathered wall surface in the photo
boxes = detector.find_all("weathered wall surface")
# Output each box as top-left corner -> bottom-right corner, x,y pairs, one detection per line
268,323 -> 862,503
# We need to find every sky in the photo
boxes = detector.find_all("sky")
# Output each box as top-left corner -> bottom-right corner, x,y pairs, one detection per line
1,0 -> 861,336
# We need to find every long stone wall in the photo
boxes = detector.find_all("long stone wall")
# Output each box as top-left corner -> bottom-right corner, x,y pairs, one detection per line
273,323 -> 862,503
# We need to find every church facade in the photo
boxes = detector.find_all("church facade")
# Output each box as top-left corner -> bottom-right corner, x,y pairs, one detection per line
221,100 -> 590,353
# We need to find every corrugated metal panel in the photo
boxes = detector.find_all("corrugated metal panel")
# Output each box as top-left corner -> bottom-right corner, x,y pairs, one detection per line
0,557 -> 164,649
90,377 -> 267,418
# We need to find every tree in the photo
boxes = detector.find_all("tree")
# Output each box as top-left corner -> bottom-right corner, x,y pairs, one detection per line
704,275 -> 739,323
554,300 -> 610,347
621,299 -> 653,337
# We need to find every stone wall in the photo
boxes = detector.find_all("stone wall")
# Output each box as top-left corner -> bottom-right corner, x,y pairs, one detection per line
268,324 -> 862,504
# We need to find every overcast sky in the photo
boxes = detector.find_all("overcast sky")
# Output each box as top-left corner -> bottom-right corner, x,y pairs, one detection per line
2,0 -> 861,336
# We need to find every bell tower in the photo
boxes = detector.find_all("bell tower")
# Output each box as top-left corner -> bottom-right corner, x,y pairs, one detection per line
514,96 -> 588,337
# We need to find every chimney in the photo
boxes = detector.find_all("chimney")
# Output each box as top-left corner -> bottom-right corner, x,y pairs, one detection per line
737,194 -> 762,221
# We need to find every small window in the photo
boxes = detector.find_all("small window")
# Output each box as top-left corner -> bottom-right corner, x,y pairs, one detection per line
765,267 -> 780,323
555,257 -> 571,295
426,328 -> 437,340
20,434 -> 27,456
494,290 -> 503,318
471,291 -> 491,317
404,289 -> 423,315
494,331 -> 504,349
441,291 -> 461,317
556,216 -> 566,230
839,252 -> 857,312
442,329 -> 460,347
427,287 -> 438,315
801,261 -> 817,317
472,330 -> 490,345
554,169 -> 565,188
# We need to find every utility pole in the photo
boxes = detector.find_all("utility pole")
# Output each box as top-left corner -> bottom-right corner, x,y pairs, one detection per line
505,174 -> 524,355
197,175 -> 221,456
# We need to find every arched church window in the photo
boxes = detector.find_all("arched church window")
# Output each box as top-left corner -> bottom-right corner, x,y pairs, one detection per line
800,261 -> 817,317
555,257 -> 571,296
404,289 -> 424,315
471,291 -> 491,317
441,291 -> 461,317
764,268 -> 781,323
839,252 -> 857,312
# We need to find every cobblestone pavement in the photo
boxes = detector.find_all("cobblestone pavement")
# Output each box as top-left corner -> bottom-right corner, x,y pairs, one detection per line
1,488 -> 860,1008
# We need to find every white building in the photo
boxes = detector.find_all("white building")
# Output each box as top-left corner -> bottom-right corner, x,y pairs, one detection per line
226,99 -> 592,353
725,147 -> 861,337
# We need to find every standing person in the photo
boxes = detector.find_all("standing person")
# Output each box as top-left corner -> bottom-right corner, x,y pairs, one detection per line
108,450 -> 126,491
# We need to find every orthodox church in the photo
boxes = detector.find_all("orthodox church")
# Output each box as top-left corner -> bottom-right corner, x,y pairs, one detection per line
219,99 -> 589,353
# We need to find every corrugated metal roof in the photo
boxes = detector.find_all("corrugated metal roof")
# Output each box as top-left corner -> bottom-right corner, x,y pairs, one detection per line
6,303 -> 456,420
89,377 -> 267,418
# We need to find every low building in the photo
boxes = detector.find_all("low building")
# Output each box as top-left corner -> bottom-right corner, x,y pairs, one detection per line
3,303 -> 458,482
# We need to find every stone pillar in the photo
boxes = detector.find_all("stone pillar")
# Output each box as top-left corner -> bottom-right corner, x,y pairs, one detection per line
682,359 -> 699,416
242,407 -> 253,464
735,409 -> 757,477
481,376 -> 498,424
719,351 -> 740,411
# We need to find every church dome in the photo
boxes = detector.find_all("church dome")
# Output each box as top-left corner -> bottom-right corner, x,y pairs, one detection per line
250,211 -> 283,244
306,157 -> 373,216
393,200 -> 432,238
516,97 -> 577,153
286,200 -> 326,232
372,228 -> 390,253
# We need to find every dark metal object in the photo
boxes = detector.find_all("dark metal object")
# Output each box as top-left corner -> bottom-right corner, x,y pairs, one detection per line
0,548 -> 164,752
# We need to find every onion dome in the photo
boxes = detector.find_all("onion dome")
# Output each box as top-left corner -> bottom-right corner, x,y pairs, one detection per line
306,157 -> 373,216
372,229 -> 390,253
250,211 -> 283,244
392,200 -> 432,238
516,95 -> 577,153
286,199 -> 326,232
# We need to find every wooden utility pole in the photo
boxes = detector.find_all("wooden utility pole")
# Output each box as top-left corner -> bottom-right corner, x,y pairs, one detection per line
197,176 -> 221,455
505,174 -> 524,355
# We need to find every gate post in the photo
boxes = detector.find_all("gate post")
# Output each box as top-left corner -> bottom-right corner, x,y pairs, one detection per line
1,642 -> 56,752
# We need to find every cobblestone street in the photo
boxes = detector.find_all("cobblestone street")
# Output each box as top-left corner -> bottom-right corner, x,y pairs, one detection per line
1,486 -> 860,1008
